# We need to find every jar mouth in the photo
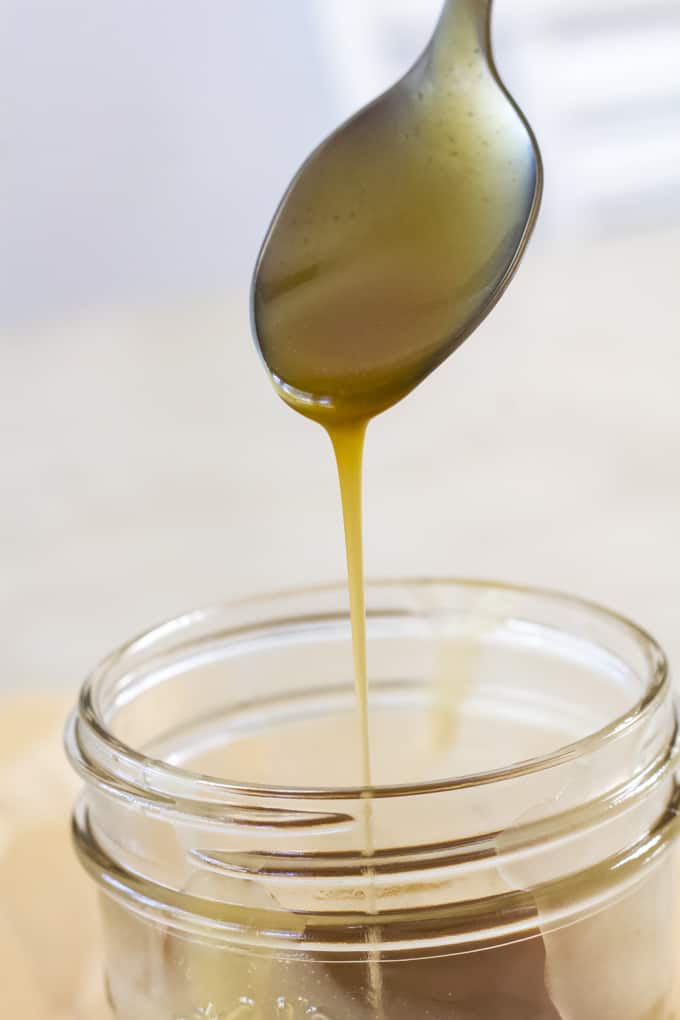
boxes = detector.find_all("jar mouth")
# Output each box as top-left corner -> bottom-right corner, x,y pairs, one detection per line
66,577 -> 668,806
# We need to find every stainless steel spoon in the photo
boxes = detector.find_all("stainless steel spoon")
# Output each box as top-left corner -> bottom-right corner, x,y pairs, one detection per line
252,0 -> 543,424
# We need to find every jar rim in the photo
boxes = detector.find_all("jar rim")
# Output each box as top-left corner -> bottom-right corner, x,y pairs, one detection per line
67,577 -> 668,805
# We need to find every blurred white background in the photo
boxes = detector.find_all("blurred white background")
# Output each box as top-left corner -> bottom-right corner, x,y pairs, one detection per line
4,0 -> 679,322
2,0 -> 680,691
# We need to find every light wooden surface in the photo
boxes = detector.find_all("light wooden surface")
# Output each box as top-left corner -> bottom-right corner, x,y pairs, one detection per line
0,696 -> 109,1018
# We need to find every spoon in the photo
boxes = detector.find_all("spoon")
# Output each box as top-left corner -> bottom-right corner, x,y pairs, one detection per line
252,0 -> 542,424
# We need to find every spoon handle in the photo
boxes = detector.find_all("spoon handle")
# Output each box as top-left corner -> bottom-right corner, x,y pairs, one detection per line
430,0 -> 493,72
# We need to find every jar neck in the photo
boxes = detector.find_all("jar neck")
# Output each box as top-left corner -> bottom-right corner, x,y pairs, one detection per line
69,716 -> 680,953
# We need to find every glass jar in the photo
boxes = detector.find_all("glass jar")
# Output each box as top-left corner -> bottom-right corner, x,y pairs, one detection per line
66,580 -> 680,1020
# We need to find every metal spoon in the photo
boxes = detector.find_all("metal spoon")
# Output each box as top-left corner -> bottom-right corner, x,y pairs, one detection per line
252,0 -> 543,424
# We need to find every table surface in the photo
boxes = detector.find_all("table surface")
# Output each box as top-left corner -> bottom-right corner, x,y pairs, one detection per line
0,695 -> 110,1018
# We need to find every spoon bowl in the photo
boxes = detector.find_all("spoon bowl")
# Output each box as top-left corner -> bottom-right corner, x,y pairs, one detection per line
252,0 -> 542,424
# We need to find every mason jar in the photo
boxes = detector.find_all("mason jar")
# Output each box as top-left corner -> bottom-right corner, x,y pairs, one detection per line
66,580 -> 680,1020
